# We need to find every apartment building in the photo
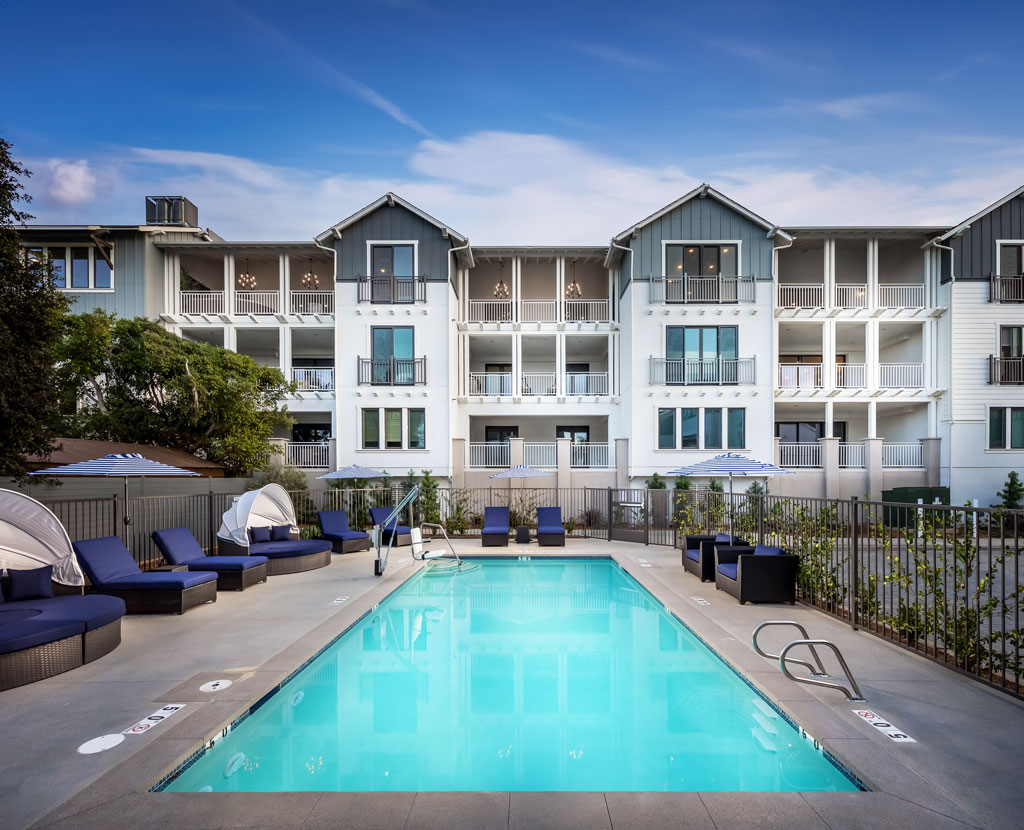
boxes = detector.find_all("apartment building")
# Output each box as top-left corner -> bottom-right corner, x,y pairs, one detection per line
20,185 -> 1024,503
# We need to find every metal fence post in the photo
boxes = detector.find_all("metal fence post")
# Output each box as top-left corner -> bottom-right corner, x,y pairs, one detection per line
757,495 -> 764,545
607,487 -> 613,542
851,495 -> 860,631
644,489 -> 650,546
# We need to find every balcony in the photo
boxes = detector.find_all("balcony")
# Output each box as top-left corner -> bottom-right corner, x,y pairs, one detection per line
565,300 -> 610,322
571,442 -> 612,468
235,291 -> 280,316
521,372 -> 556,396
467,441 -> 612,468
469,372 -> 513,396
778,284 -> 824,309
290,291 -> 334,315
466,299 -> 611,323
835,363 -> 867,388
989,356 -> 1024,384
878,363 -> 924,389
650,275 -> 754,304
357,275 -> 426,304
286,442 -> 329,468
292,367 -> 335,392
566,372 -> 609,395
649,357 -> 756,385
778,363 -> 821,389
991,275 -> 1024,303
357,357 -> 427,386
469,442 -> 510,468
839,442 -> 865,468
524,442 -> 556,468
779,442 -> 821,467
834,285 -> 868,309
878,283 -> 925,308
882,442 -> 923,468
180,291 -> 224,315
521,300 -> 557,323
468,300 -> 513,322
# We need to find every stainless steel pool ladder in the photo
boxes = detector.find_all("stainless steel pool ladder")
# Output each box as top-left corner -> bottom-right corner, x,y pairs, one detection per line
752,621 -> 866,702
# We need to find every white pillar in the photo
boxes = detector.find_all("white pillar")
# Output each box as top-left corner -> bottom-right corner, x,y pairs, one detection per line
866,319 -> 879,387
868,238 -> 879,309
867,399 -> 877,438
824,399 -> 834,439
824,238 -> 835,308
513,333 -> 521,397
224,254 -> 235,316
279,254 -> 287,315
513,257 -> 521,323
928,399 -> 937,438
279,326 -> 291,379
557,257 -> 565,322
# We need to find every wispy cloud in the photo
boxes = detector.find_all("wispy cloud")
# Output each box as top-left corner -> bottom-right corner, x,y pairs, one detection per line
813,92 -> 920,120
230,6 -> 432,137
934,53 -> 1013,82
568,41 -> 660,71
707,39 -> 817,75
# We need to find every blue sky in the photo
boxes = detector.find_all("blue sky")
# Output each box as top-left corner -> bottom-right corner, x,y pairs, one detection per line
1,0 -> 1022,242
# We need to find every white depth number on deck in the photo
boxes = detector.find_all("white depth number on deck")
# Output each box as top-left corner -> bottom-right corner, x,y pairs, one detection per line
853,709 -> 916,742
690,596 -> 711,606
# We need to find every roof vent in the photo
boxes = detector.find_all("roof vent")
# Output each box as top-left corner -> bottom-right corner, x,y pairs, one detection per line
146,196 -> 198,227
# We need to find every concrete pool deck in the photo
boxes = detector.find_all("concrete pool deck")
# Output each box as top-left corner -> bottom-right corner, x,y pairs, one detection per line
2,538 -> 1021,830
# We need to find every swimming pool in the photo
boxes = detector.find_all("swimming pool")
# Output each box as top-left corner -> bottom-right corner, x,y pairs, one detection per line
161,558 -> 859,792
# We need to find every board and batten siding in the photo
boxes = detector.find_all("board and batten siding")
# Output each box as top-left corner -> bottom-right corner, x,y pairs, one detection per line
950,194 -> 1024,280
65,232 -> 149,318
625,197 -> 776,282
334,203 -> 454,282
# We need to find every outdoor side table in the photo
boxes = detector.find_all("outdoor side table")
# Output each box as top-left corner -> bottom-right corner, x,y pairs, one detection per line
516,526 -> 531,544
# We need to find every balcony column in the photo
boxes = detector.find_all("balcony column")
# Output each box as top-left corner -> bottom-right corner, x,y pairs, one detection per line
557,257 -> 565,322
513,257 -> 522,323
822,323 -> 834,390
224,254 -> 235,316
556,334 -> 565,397
615,438 -> 629,489
509,437 -> 525,492
451,438 -> 466,489
864,437 -> 884,500
773,435 -> 781,467
866,319 -> 879,388
607,333 -> 614,396
824,399 -> 834,439
279,254 -> 288,315
820,436 -> 840,499
279,327 -> 291,385
268,437 -> 288,467
824,238 -> 835,308
328,437 -> 338,472
867,399 -> 877,438
921,436 -> 941,487
868,238 -> 879,309
513,334 -> 522,398
223,325 -> 237,352
556,437 -> 571,489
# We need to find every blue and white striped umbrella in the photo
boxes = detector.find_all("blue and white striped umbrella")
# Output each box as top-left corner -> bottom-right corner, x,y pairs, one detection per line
29,453 -> 199,477
316,464 -> 387,480
489,465 -> 555,479
667,453 -> 793,480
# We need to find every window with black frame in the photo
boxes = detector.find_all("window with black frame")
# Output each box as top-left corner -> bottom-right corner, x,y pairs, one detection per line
664,244 -> 738,302
370,244 -> 415,302
665,326 -> 737,384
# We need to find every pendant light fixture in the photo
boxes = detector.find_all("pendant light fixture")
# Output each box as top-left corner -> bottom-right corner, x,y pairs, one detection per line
493,259 -> 510,299
237,258 -> 256,289
302,258 -> 320,289
565,258 -> 582,299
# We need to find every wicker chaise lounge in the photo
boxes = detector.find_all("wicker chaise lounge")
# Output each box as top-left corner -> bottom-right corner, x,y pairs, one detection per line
714,544 -> 799,604
317,510 -> 371,553
368,508 -> 412,547
481,506 -> 510,547
536,507 -> 566,547
683,532 -> 746,582
151,528 -> 268,591
73,537 -> 218,614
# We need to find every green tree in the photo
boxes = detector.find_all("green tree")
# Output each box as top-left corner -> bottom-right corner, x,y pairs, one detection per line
0,139 -> 70,478
994,471 -> 1024,511
645,472 -> 667,489
58,311 -> 294,475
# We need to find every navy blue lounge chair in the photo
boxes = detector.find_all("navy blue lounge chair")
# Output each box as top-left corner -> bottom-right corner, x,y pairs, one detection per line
369,507 -> 412,547
481,506 -> 510,547
317,510 -> 371,553
683,532 -> 746,582
714,544 -> 798,605
152,527 -> 268,591
536,507 -> 565,547
73,536 -> 218,614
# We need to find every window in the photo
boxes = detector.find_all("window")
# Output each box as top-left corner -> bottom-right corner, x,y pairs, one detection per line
384,409 -> 403,449
371,244 -> 414,277
292,424 -> 331,444
485,426 -> 518,443
658,409 -> 676,449
371,327 -> 415,384
1000,326 -> 1023,358
681,408 -> 699,448
408,410 -> 425,449
775,422 -> 847,443
704,408 -> 722,449
665,326 -> 738,384
1000,244 -> 1023,276
665,244 -> 738,277
23,244 -> 111,290
727,409 -> 746,449
989,407 -> 1024,449
362,410 -> 380,449
556,426 -> 590,443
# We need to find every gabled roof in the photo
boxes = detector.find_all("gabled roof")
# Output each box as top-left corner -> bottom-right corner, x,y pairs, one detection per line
315,193 -> 471,263
937,184 -> 1024,241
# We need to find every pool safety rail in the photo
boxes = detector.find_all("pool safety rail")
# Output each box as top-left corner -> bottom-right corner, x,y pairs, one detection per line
412,524 -> 462,565
753,621 -> 866,702
373,484 -> 420,577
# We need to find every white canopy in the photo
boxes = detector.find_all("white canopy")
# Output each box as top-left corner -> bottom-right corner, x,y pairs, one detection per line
0,490 -> 85,586
216,484 -> 297,547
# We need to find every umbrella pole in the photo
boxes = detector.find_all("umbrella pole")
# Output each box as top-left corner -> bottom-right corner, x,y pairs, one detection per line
728,472 -> 734,539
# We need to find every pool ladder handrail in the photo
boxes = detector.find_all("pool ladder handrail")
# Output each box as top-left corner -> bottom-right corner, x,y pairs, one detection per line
374,484 -> 420,577
752,621 -> 866,702
413,523 -> 462,565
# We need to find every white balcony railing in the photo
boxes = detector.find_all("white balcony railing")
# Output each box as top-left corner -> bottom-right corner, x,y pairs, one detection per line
834,284 -> 868,308
839,442 -> 865,468
469,442 -> 510,468
235,291 -> 280,315
524,442 -> 557,468
778,363 -> 822,389
290,291 -> 334,315
882,442 -> 923,468
778,284 -> 824,308
564,299 -> 610,322
521,299 -> 558,323
571,442 -> 612,468
521,372 -> 557,395
566,372 -> 609,395
292,367 -> 335,392
179,291 -> 224,315
650,357 -> 756,385
835,363 -> 867,388
650,275 -> 755,304
286,442 -> 329,468
878,283 -> 925,308
468,299 -> 513,322
779,442 -> 822,467
469,372 -> 513,396
879,363 -> 924,388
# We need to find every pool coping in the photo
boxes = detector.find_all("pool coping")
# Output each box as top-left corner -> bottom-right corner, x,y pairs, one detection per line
28,543 -> 1009,829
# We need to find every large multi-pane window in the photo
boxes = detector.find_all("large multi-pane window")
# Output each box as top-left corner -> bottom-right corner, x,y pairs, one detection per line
999,243 -> 1023,276
24,244 -> 112,290
371,327 -> 415,384
657,407 -> 746,450
989,407 -> 1024,449
665,244 -> 738,277
665,326 -> 738,384
371,244 -> 414,277
362,407 -> 426,450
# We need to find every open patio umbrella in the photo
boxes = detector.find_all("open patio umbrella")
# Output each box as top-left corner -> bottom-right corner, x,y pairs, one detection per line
487,465 -> 555,480
316,465 -> 387,481
668,452 -> 793,538
30,452 -> 198,530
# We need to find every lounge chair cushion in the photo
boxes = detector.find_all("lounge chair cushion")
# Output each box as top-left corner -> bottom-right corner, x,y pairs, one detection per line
319,510 -> 367,540
685,548 -> 700,562
271,525 -> 292,541
73,537 -> 143,585
249,540 -> 332,557
754,545 -> 785,556
715,533 -> 734,543
250,526 -> 272,543
536,508 -> 564,535
178,556 -> 269,572
482,507 -> 510,535
25,595 -> 126,630
95,572 -> 218,591
151,527 -> 206,566
368,508 -> 410,535
717,563 -> 738,581
6,565 -> 54,601
0,618 -> 83,655
323,530 -> 369,542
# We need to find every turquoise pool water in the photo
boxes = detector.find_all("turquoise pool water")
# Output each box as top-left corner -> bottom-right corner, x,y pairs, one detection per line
162,559 -> 858,792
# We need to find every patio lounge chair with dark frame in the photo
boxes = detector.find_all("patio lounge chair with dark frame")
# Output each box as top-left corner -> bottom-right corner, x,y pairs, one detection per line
683,532 -> 746,582
72,536 -> 218,614
714,544 -> 798,605
151,528 -> 268,591
536,507 -> 566,547
368,508 -> 412,547
317,510 -> 371,553
481,506 -> 510,547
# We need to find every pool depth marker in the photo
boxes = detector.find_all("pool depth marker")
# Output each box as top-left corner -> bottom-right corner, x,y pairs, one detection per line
852,709 -> 915,742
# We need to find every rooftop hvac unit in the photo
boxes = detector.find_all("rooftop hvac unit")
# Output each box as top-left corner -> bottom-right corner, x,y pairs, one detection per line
145,196 -> 198,227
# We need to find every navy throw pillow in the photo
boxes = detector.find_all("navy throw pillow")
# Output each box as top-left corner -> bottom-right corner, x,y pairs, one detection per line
271,525 -> 291,541
8,565 -> 54,601
250,526 -> 271,543
0,572 -> 5,603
